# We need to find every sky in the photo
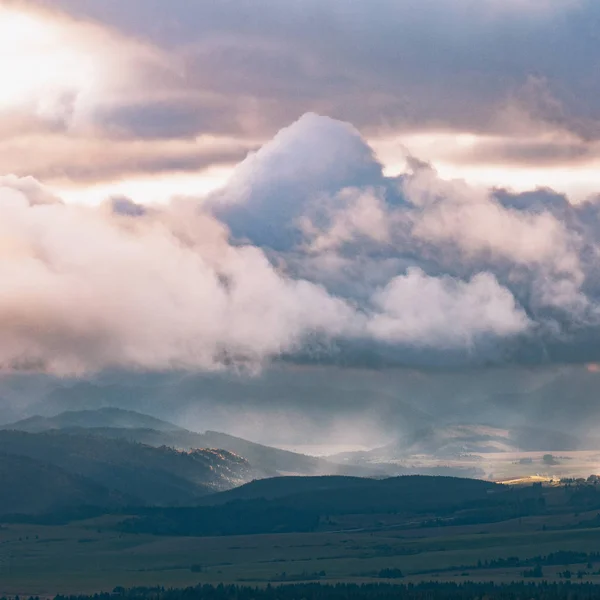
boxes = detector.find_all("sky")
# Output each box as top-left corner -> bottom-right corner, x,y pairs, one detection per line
1,0 -> 600,382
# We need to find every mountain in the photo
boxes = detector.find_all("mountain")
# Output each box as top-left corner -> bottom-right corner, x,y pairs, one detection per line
3,407 -> 183,433
328,423 -> 587,468
3,408 -> 383,477
0,430 -> 252,507
5,366 -> 600,452
78,427 -> 356,477
196,430 -> 367,476
0,453 -> 129,515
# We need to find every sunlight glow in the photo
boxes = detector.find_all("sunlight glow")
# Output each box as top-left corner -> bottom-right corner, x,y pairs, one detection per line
54,167 -> 235,206
373,132 -> 600,203
0,7 -> 96,112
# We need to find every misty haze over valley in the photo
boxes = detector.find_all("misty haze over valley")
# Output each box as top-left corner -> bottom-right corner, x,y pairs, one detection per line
2,364 -> 600,483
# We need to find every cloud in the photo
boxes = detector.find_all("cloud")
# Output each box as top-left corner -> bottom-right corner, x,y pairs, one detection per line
18,1 -> 600,141
2,0 -> 598,203
210,113 -> 386,249
367,268 -> 530,347
299,187 -> 392,253
5,112 -> 600,374
404,166 -> 581,275
0,133 -> 253,184
208,114 -> 600,365
0,181 -> 361,375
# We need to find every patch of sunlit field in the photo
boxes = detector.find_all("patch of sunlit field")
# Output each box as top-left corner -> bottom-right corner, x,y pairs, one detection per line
396,450 -> 600,482
3,514 -> 600,596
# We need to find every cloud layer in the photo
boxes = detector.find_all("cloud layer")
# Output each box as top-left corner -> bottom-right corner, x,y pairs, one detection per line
4,0 -> 600,199
3,113 -> 600,373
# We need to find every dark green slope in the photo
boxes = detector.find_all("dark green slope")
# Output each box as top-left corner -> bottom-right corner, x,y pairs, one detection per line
0,430 -> 252,506
200,474 -> 499,513
0,453 -> 129,515
198,475 -> 368,504
48,427 -> 327,477
117,475 -> 503,537
4,408 -> 381,477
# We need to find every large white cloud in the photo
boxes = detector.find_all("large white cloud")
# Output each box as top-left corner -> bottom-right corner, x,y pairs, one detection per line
4,113 -> 600,374
209,114 -> 600,364
0,183 -> 361,375
367,268 -> 530,347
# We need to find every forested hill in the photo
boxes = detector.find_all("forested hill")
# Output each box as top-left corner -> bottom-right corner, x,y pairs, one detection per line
0,430 -> 252,512
199,474 -> 498,512
0,453 -> 129,515
3,408 -> 377,477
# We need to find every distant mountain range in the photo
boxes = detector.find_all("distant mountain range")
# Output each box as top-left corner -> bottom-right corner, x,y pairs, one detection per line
327,422 -> 593,469
0,407 -> 392,516
5,407 -> 185,433
3,404 -> 593,518
4,366 -> 600,453
3,408 -> 379,478
0,429 -> 251,512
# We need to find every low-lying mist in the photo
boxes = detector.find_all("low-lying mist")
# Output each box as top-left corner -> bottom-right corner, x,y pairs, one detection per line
1,363 -> 598,457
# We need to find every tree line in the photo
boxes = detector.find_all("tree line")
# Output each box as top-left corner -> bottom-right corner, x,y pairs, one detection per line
7,581 -> 600,600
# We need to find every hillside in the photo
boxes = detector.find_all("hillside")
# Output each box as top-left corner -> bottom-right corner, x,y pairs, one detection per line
117,475 -> 503,537
3,408 -> 380,477
0,453 -> 129,515
200,474 -> 499,514
198,475 -> 368,504
59,427 -> 383,478
0,430 -> 253,507
199,430 -> 367,476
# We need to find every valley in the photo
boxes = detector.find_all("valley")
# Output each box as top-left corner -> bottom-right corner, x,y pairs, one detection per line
3,407 -> 600,596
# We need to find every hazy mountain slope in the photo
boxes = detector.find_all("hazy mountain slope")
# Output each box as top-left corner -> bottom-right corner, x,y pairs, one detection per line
4,408 -> 383,477
53,426 -> 387,477
3,407 -> 183,433
0,453 -> 129,515
200,430 -> 363,476
329,424 -> 587,467
67,427 -> 331,476
0,430 -> 252,505
4,367 -> 600,452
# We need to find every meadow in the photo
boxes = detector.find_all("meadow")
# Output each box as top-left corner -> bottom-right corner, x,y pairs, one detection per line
3,510 -> 600,596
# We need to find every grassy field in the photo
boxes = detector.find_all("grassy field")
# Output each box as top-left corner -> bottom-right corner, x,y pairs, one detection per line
381,450 -> 600,481
3,511 -> 600,596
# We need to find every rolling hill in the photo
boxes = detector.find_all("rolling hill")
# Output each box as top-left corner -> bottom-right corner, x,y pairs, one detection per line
117,475 -> 503,537
0,430 -> 252,507
199,474 -> 499,514
0,453 -> 129,515
3,408 -> 382,477
198,475 -> 368,504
